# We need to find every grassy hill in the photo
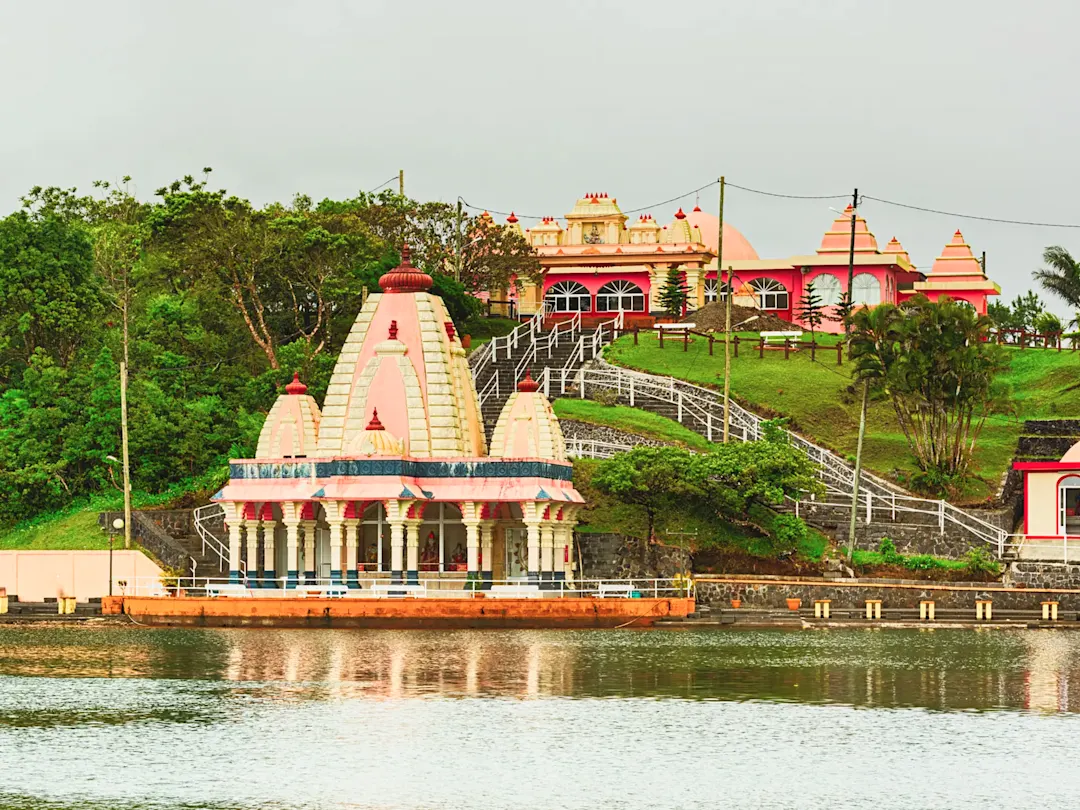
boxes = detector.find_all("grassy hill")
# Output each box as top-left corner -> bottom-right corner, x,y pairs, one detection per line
605,332 -> 1080,503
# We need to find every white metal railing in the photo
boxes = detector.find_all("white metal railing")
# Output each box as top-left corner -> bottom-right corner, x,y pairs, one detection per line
193,503 -> 228,572
1002,534 -> 1080,562
478,368 -> 500,408
564,437 -> 635,458
575,359 -> 1010,555
488,307 -> 545,363
116,575 -> 695,600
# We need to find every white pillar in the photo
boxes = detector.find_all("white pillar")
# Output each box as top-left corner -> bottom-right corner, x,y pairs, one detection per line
523,503 -> 543,586
327,519 -> 344,586
246,522 -> 258,586
281,502 -> 301,588
345,520 -> 359,588
262,520 -> 276,588
226,516 -> 243,584
540,523 -> 555,589
385,500 -> 411,585
405,519 -> 422,585
480,521 -> 494,588
302,520 -> 316,583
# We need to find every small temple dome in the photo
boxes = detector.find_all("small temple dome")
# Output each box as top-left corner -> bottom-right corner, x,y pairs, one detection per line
354,409 -> 405,456
255,373 -> 322,459
683,208 -> 759,262
1063,441 -> 1080,464
489,371 -> 568,461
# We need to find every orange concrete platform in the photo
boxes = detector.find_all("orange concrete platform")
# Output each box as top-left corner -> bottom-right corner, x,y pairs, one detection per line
114,596 -> 695,629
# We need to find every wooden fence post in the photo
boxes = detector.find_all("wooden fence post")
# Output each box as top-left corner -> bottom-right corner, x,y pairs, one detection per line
633,326 -> 639,346
836,342 -> 843,365
784,339 -> 790,360
759,337 -> 764,359
810,341 -> 816,362
659,328 -> 664,349
708,333 -> 714,356
734,335 -> 739,358
683,329 -> 689,352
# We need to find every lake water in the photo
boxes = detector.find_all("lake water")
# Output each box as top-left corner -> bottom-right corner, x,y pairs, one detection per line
2,626 -> 1079,809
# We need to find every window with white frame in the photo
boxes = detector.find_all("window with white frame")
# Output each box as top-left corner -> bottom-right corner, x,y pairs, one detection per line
595,279 -> 645,312
852,273 -> 881,306
544,280 -> 591,313
749,277 -> 789,310
809,274 -> 842,306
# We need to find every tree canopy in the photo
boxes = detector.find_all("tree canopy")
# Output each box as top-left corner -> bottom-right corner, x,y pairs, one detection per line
0,172 -> 540,526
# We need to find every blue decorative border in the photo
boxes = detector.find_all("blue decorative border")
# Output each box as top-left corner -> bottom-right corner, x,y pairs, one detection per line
228,459 -> 573,482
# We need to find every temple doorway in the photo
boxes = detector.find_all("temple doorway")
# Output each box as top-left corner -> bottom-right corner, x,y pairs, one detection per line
1061,476 -> 1080,535
504,527 -> 528,580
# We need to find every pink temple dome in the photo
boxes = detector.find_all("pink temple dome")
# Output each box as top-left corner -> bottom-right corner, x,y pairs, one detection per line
684,208 -> 759,261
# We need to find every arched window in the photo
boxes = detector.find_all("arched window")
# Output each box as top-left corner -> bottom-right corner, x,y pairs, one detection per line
852,273 -> 881,306
749,277 -> 789,310
809,274 -> 842,306
545,280 -> 591,313
1061,475 -> 1080,535
704,278 -> 734,304
596,279 -> 645,312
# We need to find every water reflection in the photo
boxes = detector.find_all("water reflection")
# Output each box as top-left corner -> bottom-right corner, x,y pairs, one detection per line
2,626 -> 1080,712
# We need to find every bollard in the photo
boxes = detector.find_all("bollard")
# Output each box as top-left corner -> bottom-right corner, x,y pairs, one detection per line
814,599 -> 831,619
0,587 -> 6,615
865,599 -> 882,620
919,600 -> 936,621
57,596 -> 76,615
975,600 -> 993,621
1042,601 -> 1060,621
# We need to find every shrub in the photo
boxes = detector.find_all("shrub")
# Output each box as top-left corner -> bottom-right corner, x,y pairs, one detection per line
590,388 -> 619,407
772,514 -> 808,549
963,547 -> 1000,575
877,537 -> 903,565
903,554 -> 943,572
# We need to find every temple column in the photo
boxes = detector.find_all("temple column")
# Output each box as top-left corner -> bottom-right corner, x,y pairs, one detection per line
523,502 -> 543,586
262,518 -> 277,588
684,264 -> 703,312
301,520 -> 317,584
540,523 -> 555,590
324,502 -> 345,586
345,519 -> 359,588
281,502 -> 301,588
555,521 -> 573,584
246,519 -> 259,586
461,502 -> 481,589
480,521 -> 495,589
385,500 -> 412,586
405,519 -> 422,585
221,502 -> 244,584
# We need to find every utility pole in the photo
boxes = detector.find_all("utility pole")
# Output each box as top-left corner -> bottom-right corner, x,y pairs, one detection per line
398,169 -> 404,196
847,380 -> 869,564
119,360 -> 132,550
844,188 -> 859,335
981,251 -> 986,275
455,199 -> 464,282
715,177 -> 733,443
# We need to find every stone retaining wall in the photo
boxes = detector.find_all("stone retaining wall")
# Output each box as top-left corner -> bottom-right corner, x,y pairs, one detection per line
696,577 -> 1080,612
141,509 -> 194,539
559,419 -> 669,448
1021,419 -> 1080,436
576,533 -> 691,580
1010,561 -> 1080,589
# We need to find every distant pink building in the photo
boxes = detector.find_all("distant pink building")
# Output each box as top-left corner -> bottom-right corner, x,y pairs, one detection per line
506,193 -> 1000,328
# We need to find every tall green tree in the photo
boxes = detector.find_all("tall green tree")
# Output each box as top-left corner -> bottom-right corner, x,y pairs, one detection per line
795,280 -> 825,339
1035,246 -> 1080,310
848,296 -> 1009,493
659,268 -> 689,318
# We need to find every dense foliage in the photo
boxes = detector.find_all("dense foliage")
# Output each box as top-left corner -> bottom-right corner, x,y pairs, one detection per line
0,173 -> 538,525
848,295 -> 1009,493
590,431 -> 821,540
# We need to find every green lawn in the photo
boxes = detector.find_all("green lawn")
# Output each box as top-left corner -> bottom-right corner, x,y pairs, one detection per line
0,511 -> 112,551
553,399 -> 715,451
606,334 -> 1080,503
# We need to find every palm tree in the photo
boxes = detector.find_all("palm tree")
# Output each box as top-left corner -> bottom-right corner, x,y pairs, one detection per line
1034,246 -> 1080,309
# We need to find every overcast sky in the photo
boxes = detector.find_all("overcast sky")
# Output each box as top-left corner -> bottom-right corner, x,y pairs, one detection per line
2,0 -> 1078,313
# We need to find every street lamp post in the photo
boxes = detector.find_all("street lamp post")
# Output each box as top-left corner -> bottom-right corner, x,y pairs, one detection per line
110,518 -> 124,596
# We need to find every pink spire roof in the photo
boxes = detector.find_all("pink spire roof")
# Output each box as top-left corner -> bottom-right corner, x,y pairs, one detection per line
817,205 -> 879,254
927,230 -> 987,278
882,236 -> 912,266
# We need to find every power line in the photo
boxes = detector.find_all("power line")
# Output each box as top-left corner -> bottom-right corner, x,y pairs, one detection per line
367,175 -> 399,194
724,182 -> 851,201
862,194 -> 1080,230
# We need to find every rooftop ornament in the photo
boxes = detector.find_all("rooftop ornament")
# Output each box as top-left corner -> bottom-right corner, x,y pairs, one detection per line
379,244 -> 433,294
388,320 -> 399,340
285,373 -> 308,396
517,370 -> 540,393
366,409 -> 385,431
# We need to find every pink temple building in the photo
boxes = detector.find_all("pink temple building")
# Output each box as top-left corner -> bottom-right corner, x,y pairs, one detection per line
506,193 -> 1000,328
1014,442 -> 1080,554
213,247 -> 583,589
